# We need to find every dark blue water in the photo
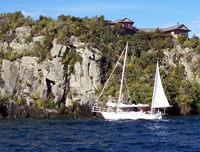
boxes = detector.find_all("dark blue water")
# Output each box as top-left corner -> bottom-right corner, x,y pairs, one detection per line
0,116 -> 199,152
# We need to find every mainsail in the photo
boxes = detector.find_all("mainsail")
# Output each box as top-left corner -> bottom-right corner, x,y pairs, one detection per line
151,62 -> 171,108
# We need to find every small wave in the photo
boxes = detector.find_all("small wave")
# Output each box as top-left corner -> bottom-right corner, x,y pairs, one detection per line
0,116 -> 200,151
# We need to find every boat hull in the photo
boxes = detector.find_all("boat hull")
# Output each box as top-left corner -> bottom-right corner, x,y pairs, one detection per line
101,111 -> 162,120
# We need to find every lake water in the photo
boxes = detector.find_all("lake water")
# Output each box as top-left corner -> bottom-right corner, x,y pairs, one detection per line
0,116 -> 199,152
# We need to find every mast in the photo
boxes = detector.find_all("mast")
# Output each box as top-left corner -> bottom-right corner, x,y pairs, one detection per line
95,45 -> 126,104
118,42 -> 128,104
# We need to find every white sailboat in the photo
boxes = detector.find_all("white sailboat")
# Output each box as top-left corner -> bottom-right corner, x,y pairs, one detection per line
92,43 -> 171,120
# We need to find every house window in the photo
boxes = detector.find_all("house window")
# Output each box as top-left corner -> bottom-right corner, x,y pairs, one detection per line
124,23 -> 127,28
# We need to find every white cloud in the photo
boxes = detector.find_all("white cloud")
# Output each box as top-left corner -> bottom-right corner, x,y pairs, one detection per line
37,4 -> 137,13
188,17 -> 200,37
191,17 -> 200,28
25,1 -> 148,16
196,33 -> 200,37
161,23 -> 177,28
22,11 -> 44,19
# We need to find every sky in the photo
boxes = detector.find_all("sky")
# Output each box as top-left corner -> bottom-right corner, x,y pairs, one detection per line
0,0 -> 200,37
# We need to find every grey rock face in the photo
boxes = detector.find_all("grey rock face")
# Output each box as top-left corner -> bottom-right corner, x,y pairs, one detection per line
40,57 -> 65,103
19,56 -> 40,96
0,42 -> 9,52
50,39 -> 67,57
1,59 -> 20,95
9,26 -> 44,53
164,46 -> 200,82
51,83 -> 64,103
69,36 -> 82,47
180,57 -> 194,81
15,26 -> 32,42
45,57 -> 65,84
163,49 -> 177,67
10,26 -> 32,52
39,77 -> 48,99
0,56 -> 66,105
0,32 -> 102,117
65,42 -> 102,107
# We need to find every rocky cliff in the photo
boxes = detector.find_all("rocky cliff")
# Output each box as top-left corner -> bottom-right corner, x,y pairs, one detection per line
164,46 -> 200,83
0,26 -> 102,118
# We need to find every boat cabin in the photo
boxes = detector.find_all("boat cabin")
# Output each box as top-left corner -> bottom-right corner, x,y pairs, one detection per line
106,101 -> 150,113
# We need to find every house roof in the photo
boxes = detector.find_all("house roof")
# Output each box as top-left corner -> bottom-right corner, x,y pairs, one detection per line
162,24 -> 191,32
137,28 -> 157,32
138,24 -> 191,33
110,18 -> 134,24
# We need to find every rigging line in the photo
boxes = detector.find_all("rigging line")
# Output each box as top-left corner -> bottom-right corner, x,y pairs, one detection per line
95,45 -> 127,104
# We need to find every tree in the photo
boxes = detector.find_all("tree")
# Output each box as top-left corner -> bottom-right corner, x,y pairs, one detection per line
190,35 -> 199,48
176,34 -> 188,45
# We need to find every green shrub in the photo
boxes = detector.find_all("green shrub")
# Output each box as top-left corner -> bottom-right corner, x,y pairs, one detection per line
0,73 -> 3,86
17,96 -> 25,105
190,35 -> 199,48
195,45 -> 200,53
64,49 -> 83,67
34,99 -> 43,108
42,98 -> 55,109
59,102 -> 65,114
176,35 -> 188,45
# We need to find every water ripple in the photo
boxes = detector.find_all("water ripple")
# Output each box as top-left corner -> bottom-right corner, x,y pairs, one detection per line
0,116 -> 200,151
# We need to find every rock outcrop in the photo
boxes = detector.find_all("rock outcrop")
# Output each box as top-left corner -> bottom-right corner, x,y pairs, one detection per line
164,46 -> 200,83
65,38 -> 101,107
1,60 -> 20,95
1,101 -> 60,118
9,26 -> 32,53
50,39 -> 66,57
0,32 -> 102,118
8,26 -> 44,53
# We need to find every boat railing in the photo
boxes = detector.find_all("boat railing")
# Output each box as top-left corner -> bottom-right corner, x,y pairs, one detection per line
91,106 -> 107,112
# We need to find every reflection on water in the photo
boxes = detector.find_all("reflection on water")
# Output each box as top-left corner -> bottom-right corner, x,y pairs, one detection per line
147,121 -> 169,136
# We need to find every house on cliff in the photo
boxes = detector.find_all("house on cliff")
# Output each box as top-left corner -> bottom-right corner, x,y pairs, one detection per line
109,18 -> 190,38
109,18 -> 138,35
138,23 -> 191,38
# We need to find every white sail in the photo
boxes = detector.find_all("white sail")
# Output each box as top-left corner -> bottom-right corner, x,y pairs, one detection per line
151,62 -> 171,108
